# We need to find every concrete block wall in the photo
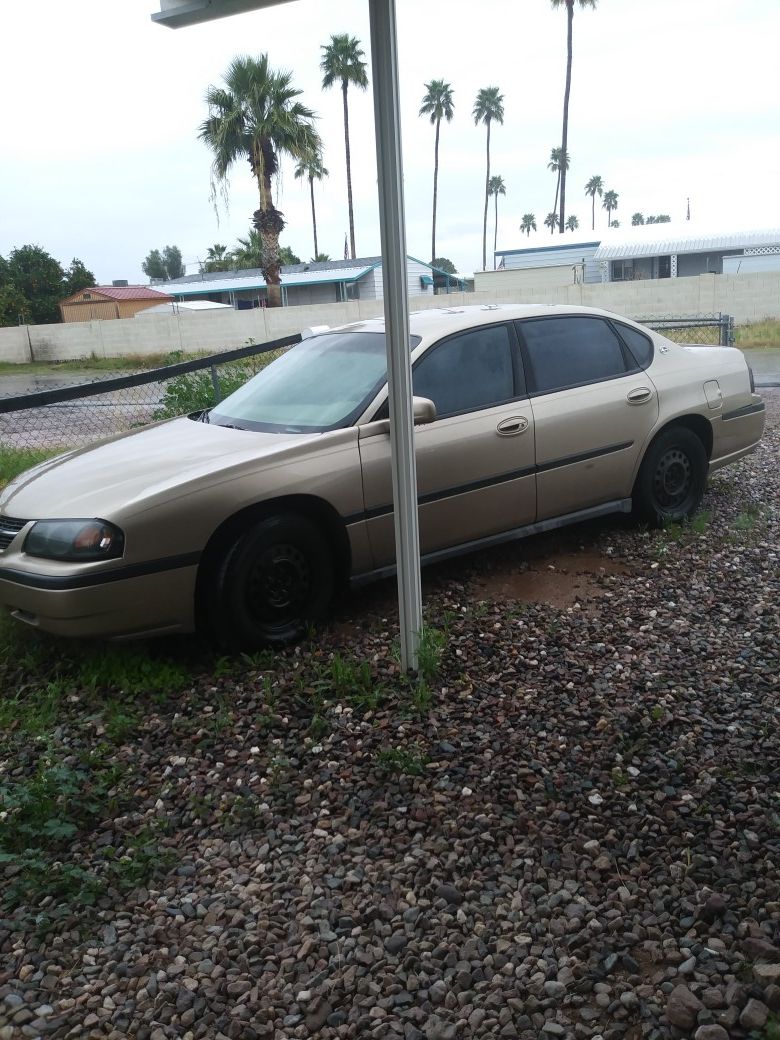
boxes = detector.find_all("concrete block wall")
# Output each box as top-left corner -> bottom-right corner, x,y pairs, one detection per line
1,271 -> 778,364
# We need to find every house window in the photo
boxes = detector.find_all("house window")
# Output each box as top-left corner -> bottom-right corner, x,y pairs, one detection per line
83,292 -> 92,300
611,260 -> 634,281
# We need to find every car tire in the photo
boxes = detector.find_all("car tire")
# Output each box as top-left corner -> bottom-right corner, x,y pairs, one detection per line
633,426 -> 707,526
213,513 -> 334,647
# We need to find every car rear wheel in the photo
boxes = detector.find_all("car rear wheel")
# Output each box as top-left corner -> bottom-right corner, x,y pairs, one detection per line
633,426 -> 707,526
213,513 -> 334,647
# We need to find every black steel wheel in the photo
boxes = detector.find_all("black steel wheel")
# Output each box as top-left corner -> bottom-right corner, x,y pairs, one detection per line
634,426 -> 707,526
214,513 -> 334,647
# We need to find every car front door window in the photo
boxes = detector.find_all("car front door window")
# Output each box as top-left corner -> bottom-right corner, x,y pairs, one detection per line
413,324 -> 518,416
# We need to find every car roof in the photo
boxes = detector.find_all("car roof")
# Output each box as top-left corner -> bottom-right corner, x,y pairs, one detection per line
331,303 -> 643,342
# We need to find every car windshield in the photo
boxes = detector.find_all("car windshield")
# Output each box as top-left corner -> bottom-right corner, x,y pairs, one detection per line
208,330 -> 420,433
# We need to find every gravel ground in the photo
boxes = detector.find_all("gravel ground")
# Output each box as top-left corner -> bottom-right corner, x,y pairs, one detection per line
1,392 -> 779,1040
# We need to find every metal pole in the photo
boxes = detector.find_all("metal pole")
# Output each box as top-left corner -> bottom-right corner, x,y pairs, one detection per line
368,0 -> 422,672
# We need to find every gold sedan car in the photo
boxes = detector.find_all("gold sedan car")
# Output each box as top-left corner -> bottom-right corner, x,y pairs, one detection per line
0,305 -> 765,645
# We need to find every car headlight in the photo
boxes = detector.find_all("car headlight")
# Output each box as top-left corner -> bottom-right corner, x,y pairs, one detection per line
24,519 -> 125,562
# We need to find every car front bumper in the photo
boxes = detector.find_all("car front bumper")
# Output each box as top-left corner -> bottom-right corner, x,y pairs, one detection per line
0,558 -> 198,639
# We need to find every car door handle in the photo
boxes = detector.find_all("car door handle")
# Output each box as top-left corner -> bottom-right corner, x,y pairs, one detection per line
627,387 -> 653,404
496,416 -> 529,436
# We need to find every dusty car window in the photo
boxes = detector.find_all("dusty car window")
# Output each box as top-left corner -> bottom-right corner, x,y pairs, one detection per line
412,325 -> 516,417
519,317 -> 628,394
210,331 -> 420,433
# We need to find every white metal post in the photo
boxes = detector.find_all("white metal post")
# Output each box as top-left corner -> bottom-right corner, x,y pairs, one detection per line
368,0 -> 422,672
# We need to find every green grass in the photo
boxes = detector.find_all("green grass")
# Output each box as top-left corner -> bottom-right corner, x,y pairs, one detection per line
376,744 -> 430,776
734,319 -> 780,349
0,614 -> 193,928
0,352 -> 196,376
0,446 -> 60,489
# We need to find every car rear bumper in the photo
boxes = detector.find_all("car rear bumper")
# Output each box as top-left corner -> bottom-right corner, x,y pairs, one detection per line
0,563 -> 198,639
710,397 -> 765,472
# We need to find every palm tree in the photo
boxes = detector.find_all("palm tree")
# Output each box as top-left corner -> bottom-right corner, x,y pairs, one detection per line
473,86 -> 505,270
311,253 -> 331,262
294,153 -> 328,262
632,212 -> 645,225
544,211 -> 560,234
565,215 -> 579,231
419,79 -> 455,265
199,55 -> 319,308
231,229 -> 264,269
321,34 -> 368,261
203,243 -> 232,272
551,0 -> 597,232
488,175 -> 506,265
548,147 -> 570,227
603,189 -> 619,226
584,174 -> 604,230
520,213 -> 537,237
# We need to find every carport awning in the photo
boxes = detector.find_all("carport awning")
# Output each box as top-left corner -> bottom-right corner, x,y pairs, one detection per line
594,225 -> 780,261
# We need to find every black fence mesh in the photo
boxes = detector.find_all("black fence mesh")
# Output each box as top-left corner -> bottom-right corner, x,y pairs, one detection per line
0,336 -> 297,453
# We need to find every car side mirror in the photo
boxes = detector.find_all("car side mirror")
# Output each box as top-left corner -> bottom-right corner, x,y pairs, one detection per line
413,396 -> 436,425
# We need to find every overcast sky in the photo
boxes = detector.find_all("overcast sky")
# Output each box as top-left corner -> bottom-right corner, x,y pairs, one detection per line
2,0 -> 778,283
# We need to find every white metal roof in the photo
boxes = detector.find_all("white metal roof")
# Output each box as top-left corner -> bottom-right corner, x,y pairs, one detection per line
136,300 -> 232,315
593,221 -> 780,260
153,265 -> 375,296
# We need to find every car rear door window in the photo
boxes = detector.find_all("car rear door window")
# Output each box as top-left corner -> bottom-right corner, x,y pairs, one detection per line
518,316 -> 629,395
614,322 -> 654,369
413,324 -> 517,417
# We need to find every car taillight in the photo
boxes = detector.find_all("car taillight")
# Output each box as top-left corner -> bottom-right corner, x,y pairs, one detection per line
747,364 -> 756,394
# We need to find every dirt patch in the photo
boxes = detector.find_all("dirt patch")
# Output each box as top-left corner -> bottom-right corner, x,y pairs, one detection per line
474,544 -> 629,608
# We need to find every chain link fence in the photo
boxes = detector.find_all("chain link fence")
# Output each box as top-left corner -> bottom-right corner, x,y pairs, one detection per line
0,315 -> 738,456
0,335 -> 298,453
638,313 -> 734,346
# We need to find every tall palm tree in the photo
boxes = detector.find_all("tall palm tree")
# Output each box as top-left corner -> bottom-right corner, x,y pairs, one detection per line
551,0 -> 597,232
473,86 -> 505,271
321,34 -> 368,261
548,147 -> 570,227
603,189 -> 619,226
488,175 -> 506,265
419,79 -> 455,265
199,54 -> 319,308
294,152 -> 328,262
520,213 -> 537,237
544,211 -> 560,234
565,215 -> 579,231
584,174 -> 604,230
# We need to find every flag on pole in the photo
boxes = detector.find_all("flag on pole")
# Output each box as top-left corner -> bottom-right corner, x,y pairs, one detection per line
344,233 -> 349,260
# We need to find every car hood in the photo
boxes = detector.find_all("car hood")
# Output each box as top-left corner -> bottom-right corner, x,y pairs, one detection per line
0,417 -> 315,521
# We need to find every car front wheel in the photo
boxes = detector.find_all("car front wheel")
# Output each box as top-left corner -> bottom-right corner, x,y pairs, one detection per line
213,513 -> 334,647
634,426 -> 707,526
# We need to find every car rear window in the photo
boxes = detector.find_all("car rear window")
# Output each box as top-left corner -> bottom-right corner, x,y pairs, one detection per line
518,316 -> 629,395
614,323 -> 654,369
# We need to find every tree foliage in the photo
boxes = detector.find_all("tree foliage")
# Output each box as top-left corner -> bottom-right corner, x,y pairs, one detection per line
432,257 -> 457,274
3,246 -> 67,325
63,258 -> 96,297
143,246 -> 184,281
203,244 -> 233,273
279,246 -> 301,266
